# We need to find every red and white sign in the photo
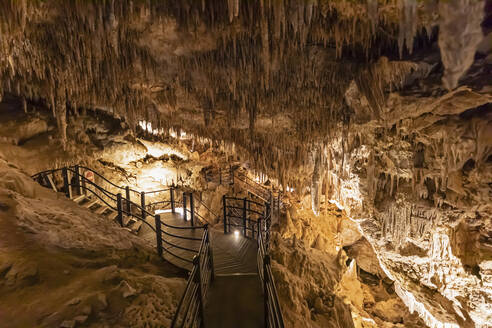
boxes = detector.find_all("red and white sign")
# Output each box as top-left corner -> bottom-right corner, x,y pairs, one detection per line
84,171 -> 94,182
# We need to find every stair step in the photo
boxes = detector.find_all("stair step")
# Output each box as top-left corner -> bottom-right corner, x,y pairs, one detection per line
84,200 -> 99,208
109,212 -> 119,221
123,216 -> 135,226
130,220 -> 143,232
72,194 -> 86,203
96,206 -> 109,214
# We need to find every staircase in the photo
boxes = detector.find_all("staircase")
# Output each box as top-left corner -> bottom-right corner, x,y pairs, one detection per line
212,231 -> 258,275
70,194 -> 142,233
212,167 -> 284,224
172,195 -> 284,328
32,165 -> 285,328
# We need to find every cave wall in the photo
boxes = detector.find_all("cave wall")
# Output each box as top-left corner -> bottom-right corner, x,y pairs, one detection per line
1,1 -> 492,327
323,89 -> 492,327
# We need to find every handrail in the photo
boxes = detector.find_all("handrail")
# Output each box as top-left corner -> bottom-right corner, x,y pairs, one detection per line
222,169 -> 283,220
224,196 -> 266,208
144,188 -> 171,194
31,167 -> 64,178
162,229 -> 203,241
161,238 -> 199,253
74,184 -> 117,211
66,167 -> 117,200
77,165 -> 127,191
171,227 -> 214,328
195,198 -> 219,225
223,195 -> 269,238
32,165 -> 209,271
235,171 -> 271,199
258,220 -> 285,328
35,165 -> 170,196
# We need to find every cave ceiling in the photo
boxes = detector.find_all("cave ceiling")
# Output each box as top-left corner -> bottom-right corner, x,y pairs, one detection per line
0,0 -> 491,184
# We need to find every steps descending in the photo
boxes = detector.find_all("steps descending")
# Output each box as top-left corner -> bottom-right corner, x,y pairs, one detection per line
32,166 -> 284,328
69,194 -> 142,234
211,231 -> 258,275
204,275 -> 264,328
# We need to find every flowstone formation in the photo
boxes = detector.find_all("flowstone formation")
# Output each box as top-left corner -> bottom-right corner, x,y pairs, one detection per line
1,0 -> 492,327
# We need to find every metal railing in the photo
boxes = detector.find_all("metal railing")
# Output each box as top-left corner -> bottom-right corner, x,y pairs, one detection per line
221,194 -> 284,327
208,167 -> 283,221
33,164 -> 284,327
257,214 -> 285,328
171,226 -> 214,328
32,165 -> 210,269
222,195 -> 269,240
205,166 -> 233,185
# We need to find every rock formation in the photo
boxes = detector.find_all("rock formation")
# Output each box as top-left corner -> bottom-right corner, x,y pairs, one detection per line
1,0 -> 491,327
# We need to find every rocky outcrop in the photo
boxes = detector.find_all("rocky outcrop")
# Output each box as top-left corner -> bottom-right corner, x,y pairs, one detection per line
322,82 -> 492,327
0,158 -> 186,328
0,1 -> 491,327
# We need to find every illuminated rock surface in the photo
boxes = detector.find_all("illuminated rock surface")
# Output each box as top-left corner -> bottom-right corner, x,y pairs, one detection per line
0,1 -> 491,327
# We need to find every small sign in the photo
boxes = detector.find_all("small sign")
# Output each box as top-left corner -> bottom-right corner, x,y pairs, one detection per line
84,171 -> 94,182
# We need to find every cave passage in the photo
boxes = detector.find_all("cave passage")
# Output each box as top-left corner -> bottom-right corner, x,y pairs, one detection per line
1,1 -> 492,328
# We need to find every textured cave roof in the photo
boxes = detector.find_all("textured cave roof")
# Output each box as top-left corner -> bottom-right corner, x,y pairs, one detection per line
0,0 -> 491,183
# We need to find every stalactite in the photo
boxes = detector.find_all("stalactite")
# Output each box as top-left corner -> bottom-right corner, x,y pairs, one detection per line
311,147 -> 322,216
438,0 -> 485,90
56,98 -> 68,150
367,0 -> 378,33
398,0 -> 418,58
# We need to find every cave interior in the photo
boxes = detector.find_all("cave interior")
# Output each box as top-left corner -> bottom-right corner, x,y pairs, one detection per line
0,1 -> 492,328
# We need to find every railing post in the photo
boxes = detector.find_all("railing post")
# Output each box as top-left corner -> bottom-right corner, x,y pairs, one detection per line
117,193 -> 123,227
170,187 -> 175,213
206,226 -> 215,282
62,167 -> 69,198
223,195 -> 227,234
252,220 -> 255,240
219,169 -> 222,185
81,168 -> 87,195
74,165 -> 81,195
125,186 -> 131,214
263,255 -> 270,328
243,198 -> 247,237
194,255 -> 206,327
189,192 -> 195,226
140,192 -> 146,221
68,169 -> 73,199
155,215 -> 163,257
258,218 -> 262,240
183,192 -> 187,221
230,165 -> 234,185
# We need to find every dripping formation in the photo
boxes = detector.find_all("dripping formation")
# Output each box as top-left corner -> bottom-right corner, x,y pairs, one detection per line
0,0 -> 491,328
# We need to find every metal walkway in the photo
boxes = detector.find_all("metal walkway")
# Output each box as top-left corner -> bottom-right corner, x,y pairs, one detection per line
138,212 -> 258,274
31,165 -> 284,328
156,211 -> 264,327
